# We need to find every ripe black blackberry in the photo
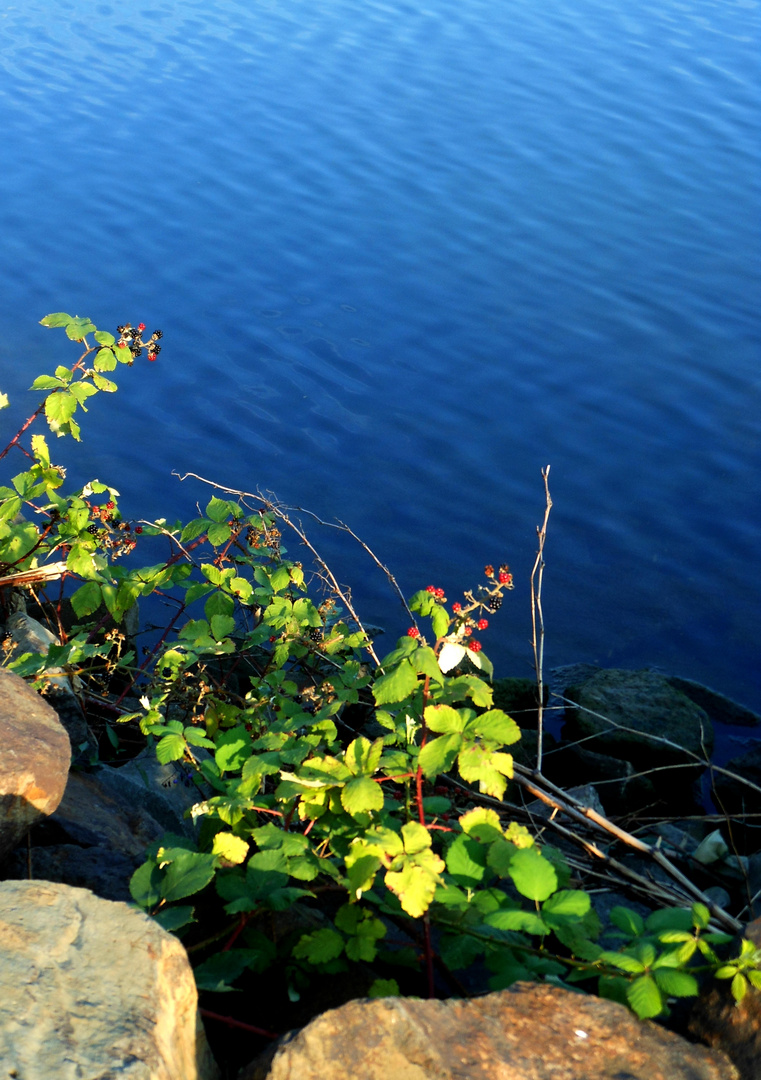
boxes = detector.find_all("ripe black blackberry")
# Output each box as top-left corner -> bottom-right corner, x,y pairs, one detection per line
487,595 -> 503,612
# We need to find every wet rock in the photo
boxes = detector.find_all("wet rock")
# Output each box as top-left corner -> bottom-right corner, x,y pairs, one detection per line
542,741 -> 657,816
0,668 -> 70,861
563,668 -> 712,812
0,879 -> 218,1079
239,982 -> 737,1080
667,678 -> 761,728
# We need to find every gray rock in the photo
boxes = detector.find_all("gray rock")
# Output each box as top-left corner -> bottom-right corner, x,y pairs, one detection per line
668,677 -> 761,728
4,609 -> 97,761
0,668 -> 70,861
239,982 -> 737,1080
0,879 -> 218,1079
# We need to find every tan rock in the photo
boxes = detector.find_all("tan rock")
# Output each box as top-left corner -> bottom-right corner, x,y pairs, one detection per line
0,879 -> 218,1080
240,982 -> 737,1080
0,667 -> 70,860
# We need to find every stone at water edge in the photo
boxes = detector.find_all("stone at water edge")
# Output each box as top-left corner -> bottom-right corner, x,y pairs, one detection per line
0,667 -> 70,861
0,879 -> 219,1080
238,982 -> 737,1080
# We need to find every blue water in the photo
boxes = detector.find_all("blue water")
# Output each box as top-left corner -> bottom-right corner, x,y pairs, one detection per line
1,0 -> 759,709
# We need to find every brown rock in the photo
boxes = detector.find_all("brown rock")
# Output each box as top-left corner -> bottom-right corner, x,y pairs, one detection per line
0,668 -> 70,861
0,879 -> 219,1079
239,982 -> 737,1080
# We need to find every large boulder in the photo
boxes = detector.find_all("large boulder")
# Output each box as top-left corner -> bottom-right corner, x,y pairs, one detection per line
562,668 -> 713,811
0,668 -> 70,861
0,879 -> 218,1079
239,982 -> 737,1080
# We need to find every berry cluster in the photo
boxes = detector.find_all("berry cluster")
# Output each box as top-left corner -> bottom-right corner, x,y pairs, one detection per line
83,500 -> 141,559
115,323 -> 163,363
246,523 -> 281,553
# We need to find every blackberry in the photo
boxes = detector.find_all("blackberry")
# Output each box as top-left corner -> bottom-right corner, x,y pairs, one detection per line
487,595 -> 503,612
86,524 -> 101,536
308,627 -> 323,642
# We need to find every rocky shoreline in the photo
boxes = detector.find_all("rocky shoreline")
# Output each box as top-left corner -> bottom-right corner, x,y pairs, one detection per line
2,602 -> 761,1078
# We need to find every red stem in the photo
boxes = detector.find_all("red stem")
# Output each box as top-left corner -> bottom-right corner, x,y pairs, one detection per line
0,403 -> 46,461
199,1009 -> 279,1040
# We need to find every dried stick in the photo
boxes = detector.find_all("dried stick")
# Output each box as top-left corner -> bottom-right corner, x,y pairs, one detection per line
530,466 -> 552,773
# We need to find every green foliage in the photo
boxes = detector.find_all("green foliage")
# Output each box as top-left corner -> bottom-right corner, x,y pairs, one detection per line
3,313 -> 759,1026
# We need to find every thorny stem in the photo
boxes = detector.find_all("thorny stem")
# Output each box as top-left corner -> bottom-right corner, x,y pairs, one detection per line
530,466 -> 552,774
200,1009 -> 279,1041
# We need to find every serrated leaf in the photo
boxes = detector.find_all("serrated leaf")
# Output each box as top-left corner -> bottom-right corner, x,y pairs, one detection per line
425,704 -> 465,733
474,709 -> 522,746
627,974 -> 664,1019
484,908 -> 548,935
210,613 -> 236,641
212,832 -> 249,864
418,732 -> 461,778
161,852 -> 217,903
598,950 -> 646,974
368,979 -> 400,998
205,496 -> 232,523
610,906 -> 645,938
155,733 -> 187,764
653,968 -> 699,997
542,889 -> 591,918
93,347 -> 117,372
129,860 -> 162,909
215,726 -> 252,773
446,834 -> 489,887
65,317 -> 96,341
30,375 -> 66,391
194,949 -> 257,992
385,852 -> 444,919
94,330 -> 116,346
207,522 -> 231,547
293,928 -> 345,964
731,973 -> 748,1003
373,658 -> 418,704
508,846 -> 558,902
153,905 -> 195,933
40,312 -> 72,327
341,775 -> 384,817
70,581 -> 102,617
92,373 -> 117,391
181,518 -> 209,543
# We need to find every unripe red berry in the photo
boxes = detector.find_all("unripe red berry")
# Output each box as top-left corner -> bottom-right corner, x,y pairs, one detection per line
468,640 -> 482,652
499,571 -> 512,585
106,501 -> 115,510
452,602 -> 462,613
407,627 -> 420,638
477,618 -> 488,630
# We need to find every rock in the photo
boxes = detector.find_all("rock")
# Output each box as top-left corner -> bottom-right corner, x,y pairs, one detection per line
542,741 -> 657,816
684,917 -> 761,1080
667,678 -> 761,728
239,982 -> 737,1080
491,677 -> 546,729
563,668 -> 713,812
0,879 -> 218,1079
0,668 -> 70,861
712,746 -> 761,851
4,608 -> 97,761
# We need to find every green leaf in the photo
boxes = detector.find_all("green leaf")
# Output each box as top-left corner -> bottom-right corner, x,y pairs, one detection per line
445,834 -> 489,888
425,704 -> 466,733
368,979 -> 399,998
627,975 -> 664,1019
418,733 -> 462,778
610,907 -> 645,938
92,373 -> 117,392
70,581 -> 103,618
210,613 -> 236,641
731,973 -> 748,1003
293,928 -> 345,965
30,375 -> 66,391
204,590 -> 235,620
161,852 -> 218,903
542,890 -> 591,918
155,733 -> 187,764
205,496 -> 232,523
373,658 -> 419,704
129,860 -> 162,909
207,522 -> 232,547
153,905 -> 195,933
430,604 -> 450,638
484,908 -> 548,935
194,950 -> 257,992
341,775 -> 384,817
45,390 -> 78,431
598,951 -> 646,974
94,330 -> 116,346
653,968 -> 699,998
181,519 -> 209,543
69,381 -> 98,408
40,312 -> 73,327
215,726 -> 252,773
474,709 -> 522,746
93,347 -> 117,372
65,316 -> 97,341
508,847 -> 558,902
